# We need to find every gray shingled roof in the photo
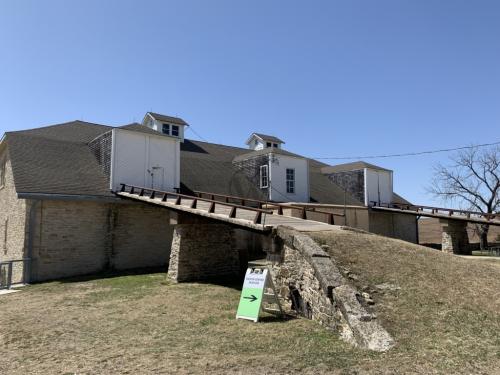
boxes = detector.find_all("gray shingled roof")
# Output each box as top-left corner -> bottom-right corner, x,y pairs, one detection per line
6,125 -> 113,197
232,147 -> 303,163
147,112 -> 188,126
321,161 -> 392,174
3,120 -> 404,206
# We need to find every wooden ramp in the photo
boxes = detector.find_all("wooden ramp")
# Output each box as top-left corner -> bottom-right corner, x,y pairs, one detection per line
117,184 -> 341,233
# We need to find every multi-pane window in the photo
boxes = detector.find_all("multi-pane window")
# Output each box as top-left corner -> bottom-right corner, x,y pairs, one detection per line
286,168 -> 295,194
172,125 -> 179,137
162,123 -> 170,135
260,165 -> 269,188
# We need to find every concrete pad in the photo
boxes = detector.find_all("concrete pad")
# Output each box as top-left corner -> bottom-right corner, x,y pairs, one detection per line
0,289 -> 20,296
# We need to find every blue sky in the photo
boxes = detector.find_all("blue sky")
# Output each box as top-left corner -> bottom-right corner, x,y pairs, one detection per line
1,0 -> 499,206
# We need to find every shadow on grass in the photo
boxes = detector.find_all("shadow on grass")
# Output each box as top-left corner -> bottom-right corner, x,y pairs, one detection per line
33,266 -> 168,285
31,267 -> 248,292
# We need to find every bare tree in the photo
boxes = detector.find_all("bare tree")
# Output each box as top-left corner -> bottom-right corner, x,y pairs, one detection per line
429,146 -> 500,250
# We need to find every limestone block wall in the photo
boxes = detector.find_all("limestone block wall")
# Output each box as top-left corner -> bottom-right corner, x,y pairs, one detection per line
0,152 -> 30,284
30,200 -> 110,281
30,200 -> 173,282
270,226 -> 394,352
440,219 -> 470,255
112,203 -> 172,270
167,223 -> 240,282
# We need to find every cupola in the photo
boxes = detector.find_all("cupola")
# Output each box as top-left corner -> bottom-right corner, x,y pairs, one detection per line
142,112 -> 189,142
245,133 -> 285,150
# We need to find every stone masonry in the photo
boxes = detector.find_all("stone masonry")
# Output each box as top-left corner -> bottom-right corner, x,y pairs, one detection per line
30,199 -> 173,281
167,223 -> 240,282
269,226 -> 395,352
0,153 -> 30,284
0,148 -> 174,283
440,219 -> 471,255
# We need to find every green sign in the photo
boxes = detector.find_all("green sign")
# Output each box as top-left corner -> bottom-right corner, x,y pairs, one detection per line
236,268 -> 268,322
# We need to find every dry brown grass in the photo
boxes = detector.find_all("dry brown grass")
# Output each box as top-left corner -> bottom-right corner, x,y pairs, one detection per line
312,230 -> 500,374
0,231 -> 499,374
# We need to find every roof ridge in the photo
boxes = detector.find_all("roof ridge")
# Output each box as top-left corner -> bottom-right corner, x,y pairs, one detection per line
5,131 -> 93,145
9,120 -> 113,134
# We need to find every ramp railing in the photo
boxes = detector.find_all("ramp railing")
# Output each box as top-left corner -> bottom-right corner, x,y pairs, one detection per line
194,190 -> 345,225
119,184 -> 274,225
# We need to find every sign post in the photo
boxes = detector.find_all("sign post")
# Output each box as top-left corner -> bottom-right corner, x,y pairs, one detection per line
236,268 -> 268,322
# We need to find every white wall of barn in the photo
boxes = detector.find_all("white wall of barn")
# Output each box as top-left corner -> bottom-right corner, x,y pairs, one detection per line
364,168 -> 393,206
110,129 -> 180,192
269,154 -> 309,203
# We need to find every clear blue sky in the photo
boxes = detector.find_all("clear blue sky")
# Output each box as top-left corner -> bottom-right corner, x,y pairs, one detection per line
1,0 -> 499,206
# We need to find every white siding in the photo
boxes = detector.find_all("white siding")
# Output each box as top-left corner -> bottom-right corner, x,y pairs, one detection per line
110,129 -> 180,192
364,168 -> 393,206
269,154 -> 309,202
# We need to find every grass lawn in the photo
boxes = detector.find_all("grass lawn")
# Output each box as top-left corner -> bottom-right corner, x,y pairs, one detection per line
0,231 -> 499,374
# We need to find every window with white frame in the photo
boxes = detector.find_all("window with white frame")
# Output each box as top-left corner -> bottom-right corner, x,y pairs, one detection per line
286,168 -> 295,194
260,165 -> 269,188
172,125 -> 179,137
162,123 -> 170,135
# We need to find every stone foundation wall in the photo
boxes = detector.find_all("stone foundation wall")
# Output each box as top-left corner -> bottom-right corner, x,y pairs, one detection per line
269,226 -> 394,352
0,153 -> 30,284
440,220 -> 470,255
167,223 -> 240,282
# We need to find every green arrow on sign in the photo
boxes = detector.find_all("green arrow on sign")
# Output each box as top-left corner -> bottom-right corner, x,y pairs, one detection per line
243,294 -> 258,302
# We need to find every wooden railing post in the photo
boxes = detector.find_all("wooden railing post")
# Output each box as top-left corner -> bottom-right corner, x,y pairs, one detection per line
175,196 -> 182,205
229,207 -> 237,218
190,199 -> 197,209
120,184 -> 125,192
278,206 -> 283,215
130,186 -> 135,194
301,207 -> 307,220
139,188 -> 145,197
208,202 -> 216,213
254,211 -> 262,224
149,190 -> 156,199
162,193 -> 168,202
327,213 -> 334,225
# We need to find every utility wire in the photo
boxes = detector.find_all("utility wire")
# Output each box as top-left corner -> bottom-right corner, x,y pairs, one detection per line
186,126 -> 209,142
313,140 -> 500,160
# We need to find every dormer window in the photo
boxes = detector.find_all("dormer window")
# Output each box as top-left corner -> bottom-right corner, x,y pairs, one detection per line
245,133 -> 285,151
142,112 -> 189,142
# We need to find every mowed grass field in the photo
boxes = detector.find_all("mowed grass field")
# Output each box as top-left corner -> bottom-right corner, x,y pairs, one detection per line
0,230 -> 499,374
